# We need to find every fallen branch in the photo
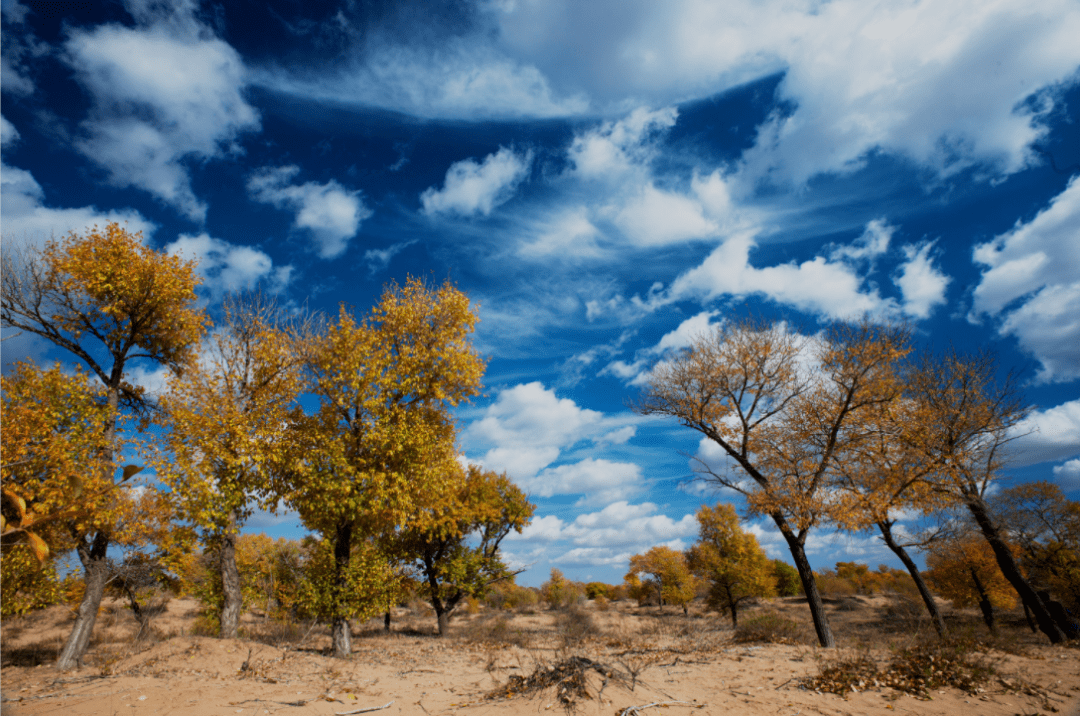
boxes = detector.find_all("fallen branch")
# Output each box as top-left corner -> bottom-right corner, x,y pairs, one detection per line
618,700 -> 700,716
336,700 -> 394,715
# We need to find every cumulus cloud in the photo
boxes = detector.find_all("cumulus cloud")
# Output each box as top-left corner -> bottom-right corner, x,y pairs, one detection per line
971,178 -> 1080,383
247,165 -> 371,259
1,161 -> 154,250
164,233 -> 293,301
1,115 -> 19,148
364,240 -> 416,274
614,183 -> 715,246
1053,459 -> 1080,491
64,9 -> 260,220
1010,399 -> 1080,467
464,381 -> 639,483
421,147 -> 532,217
664,230 -> 896,320
568,107 -> 677,180
894,242 -> 950,318
526,458 -> 645,505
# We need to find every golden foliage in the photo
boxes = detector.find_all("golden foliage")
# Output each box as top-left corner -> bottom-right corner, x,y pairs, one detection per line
687,503 -> 776,621
626,545 -> 697,612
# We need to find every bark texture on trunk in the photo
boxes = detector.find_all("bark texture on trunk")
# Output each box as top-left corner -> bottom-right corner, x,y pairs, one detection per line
332,617 -> 352,656
437,610 -> 451,637
966,496 -> 1065,644
775,513 -> 835,647
878,521 -> 947,638
219,527 -> 242,639
56,531 -> 110,671
384,611 -> 391,632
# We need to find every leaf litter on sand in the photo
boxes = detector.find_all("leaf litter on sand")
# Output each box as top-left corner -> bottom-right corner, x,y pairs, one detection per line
487,655 -> 634,711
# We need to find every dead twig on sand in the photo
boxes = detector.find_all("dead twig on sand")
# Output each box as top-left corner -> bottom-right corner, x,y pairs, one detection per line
618,701 -> 702,716
336,700 -> 394,715
488,655 -> 631,711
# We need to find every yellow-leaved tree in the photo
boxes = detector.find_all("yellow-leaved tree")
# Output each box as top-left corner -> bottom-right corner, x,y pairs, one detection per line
686,503 -> 776,627
634,318 -> 909,647
155,293 -> 310,638
925,534 -> 1019,634
386,466 -> 534,636
280,277 -> 485,657
626,546 -> 697,614
828,395 -> 952,637
1,224 -> 206,670
904,348 -> 1067,643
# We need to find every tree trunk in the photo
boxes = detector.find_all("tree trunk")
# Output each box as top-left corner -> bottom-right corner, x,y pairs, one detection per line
56,531 -> 110,671
965,496 -> 1065,644
331,522 -> 353,657
219,520 -> 242,639
384,611 -> 391,632
437,609 -> 451,637
969,567 -> 996,633
1022,603 -> 1038,633
775,513 -> 835,647
877,521 -> 947,638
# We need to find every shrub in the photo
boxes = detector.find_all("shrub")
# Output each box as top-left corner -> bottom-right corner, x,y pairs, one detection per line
554,606 -> 598,645
772,560 -> 802,597
585,582 -> 615,601
733,611 -> 803,644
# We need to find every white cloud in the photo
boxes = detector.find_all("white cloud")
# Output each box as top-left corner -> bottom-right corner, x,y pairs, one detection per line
1,161 -> 155,250
1053,459 -> 1080,491
65,15 -> 260,220
527,458 -> 645,505
466,381 -> 639,480
1,115 -> 19,148
492,0 -> 1080,183
421,147 -> 532,217
653,311 -> 720,354
1010,399 -> 1080,467
364,240 -> 416,274
164,232 -> 293,301
830,219 -> 893,262
972,177 -> 1080,383
252,40 -> 588,120
247,165 -> 371,259
664,230 -> 897,320
894,242 -> 950,318
568,107 -> 677,180
517,207 -> 601,259
561,501 -> 699,549
614,183 -> 715,246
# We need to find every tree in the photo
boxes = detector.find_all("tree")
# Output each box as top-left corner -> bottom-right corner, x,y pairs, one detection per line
993,482 -> 1080,633
2,223 -> 206,669
635,318 -> 909,647
388,466 -> 534,636
626,546 -> 697,614
155,293 -> 308,638
905,348 -> 1068,643
686,503 -> 776,626
280,278 -> 485,657
925,535 -> 1018,634
772,560 -> 802,597
828,395 -> 951,636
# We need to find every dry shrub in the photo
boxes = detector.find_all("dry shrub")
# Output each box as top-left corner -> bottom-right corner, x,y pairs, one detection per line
465,615 -> 531,647
466,595 -> 482,615
804,636 -> 1024,700
815,573 -> 857,597
488,655 -> 628,711
733,611 -> 803,644
555,607 -> 599,646
593,595 -> 610,612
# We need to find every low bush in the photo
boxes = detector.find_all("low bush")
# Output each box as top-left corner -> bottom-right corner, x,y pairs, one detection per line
733,611 -> 803,644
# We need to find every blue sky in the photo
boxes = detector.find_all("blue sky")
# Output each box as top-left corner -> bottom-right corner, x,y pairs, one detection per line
3,0 -> 1079,587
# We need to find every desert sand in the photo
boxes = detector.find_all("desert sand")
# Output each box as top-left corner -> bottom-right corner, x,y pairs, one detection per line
2,594 -> 1078,716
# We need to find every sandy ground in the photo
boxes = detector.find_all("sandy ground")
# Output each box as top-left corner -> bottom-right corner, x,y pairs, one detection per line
2,595 -> 1079,716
